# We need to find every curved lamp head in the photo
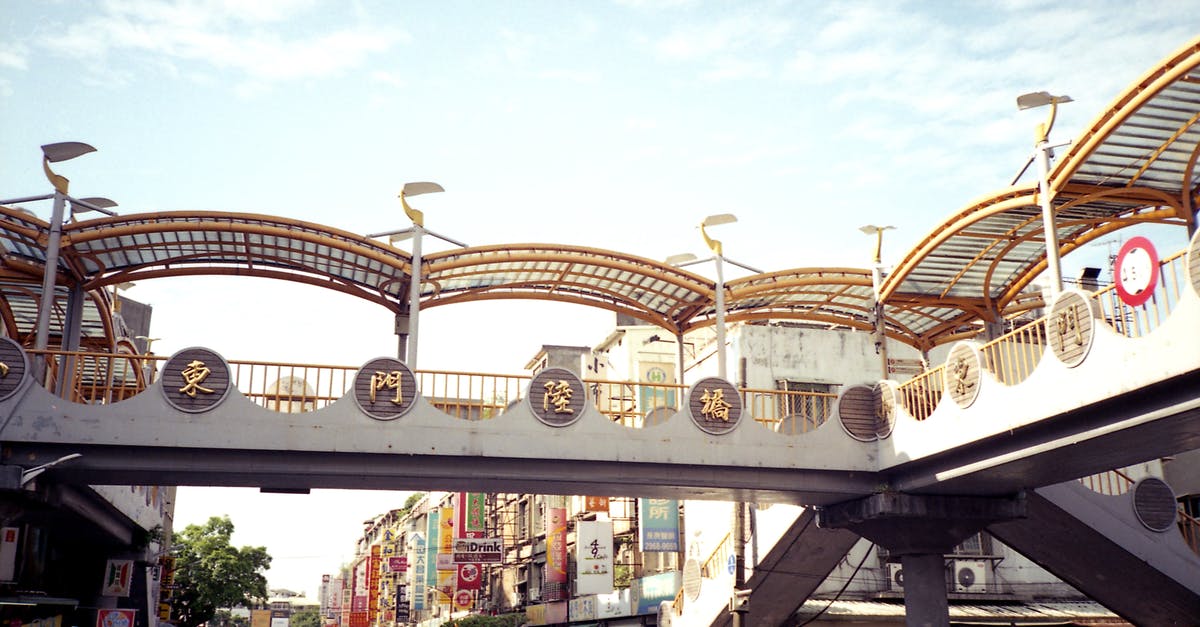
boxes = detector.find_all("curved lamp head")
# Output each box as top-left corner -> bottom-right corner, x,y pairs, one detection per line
399,181 -> 444,227
700,213 -> 738,256
40,142 -> 97,195
1017,92 -> 1072,143
41,142 -> 96,163
665,253 -> 698,266
859,224 -> 896,264
70,197 -> 118,220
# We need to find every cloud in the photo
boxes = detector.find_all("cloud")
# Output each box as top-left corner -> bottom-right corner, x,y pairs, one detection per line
35,0 -> 407,86
654,14 -> 793,62
535,69 -> 599,84
0,45 -> 28,71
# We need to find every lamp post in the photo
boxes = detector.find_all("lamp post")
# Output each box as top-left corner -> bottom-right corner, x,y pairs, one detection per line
667,214 -> 761,380
21,143 -> 99,379
669,213 -> 761,627
367,182 -> 467,368
1017,91 -> 1073,296
860,225 -> 895,380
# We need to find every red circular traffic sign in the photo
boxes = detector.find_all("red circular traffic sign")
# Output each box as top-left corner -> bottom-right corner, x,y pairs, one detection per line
1114,236 -> 1159,307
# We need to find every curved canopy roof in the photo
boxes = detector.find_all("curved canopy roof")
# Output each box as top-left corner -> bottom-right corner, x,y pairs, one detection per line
2,36 -> 1199,354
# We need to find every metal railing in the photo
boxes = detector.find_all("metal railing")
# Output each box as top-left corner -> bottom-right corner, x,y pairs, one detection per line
1092,247 -> 1189,338
896,363 -> 945,421
30,352 -> 840,433
743,388 -> 836,434
587,379 -> 685,427
978,318 -> 1045,386
230,359 -> 358,411
700,531 -> 733,579
417,369 -> 530,420
1079,468 -> 1135,496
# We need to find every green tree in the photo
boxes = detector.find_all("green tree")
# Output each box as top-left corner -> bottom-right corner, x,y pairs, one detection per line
439,613 -> 524,627
289,609 -> 321,627
398,492 -> 425,519
170,516 -> 271,627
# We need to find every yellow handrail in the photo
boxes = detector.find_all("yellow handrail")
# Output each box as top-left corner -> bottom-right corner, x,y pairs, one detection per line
977,317 -> 1045,386
700,531 -> 732,579
895,364 -> 945,421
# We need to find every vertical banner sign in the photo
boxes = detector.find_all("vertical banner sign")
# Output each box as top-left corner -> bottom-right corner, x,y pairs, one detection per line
638,499 -> 681,552
437,506 -> 455,602
462,493 -> 487,537
102,559 -> 134,596
544,499 -> 569,601
576,521 -> 614,595
455,492 -> 485,611
367,546 -> 381,622
352,557 -> 368,611
425,511 -> 440,601
409,533 -> 426,611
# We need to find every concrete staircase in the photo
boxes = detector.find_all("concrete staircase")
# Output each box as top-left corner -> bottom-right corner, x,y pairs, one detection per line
988,480 -> 1200,625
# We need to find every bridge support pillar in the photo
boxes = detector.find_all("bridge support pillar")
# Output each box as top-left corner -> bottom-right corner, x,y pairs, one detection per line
817,492 -> 1026,627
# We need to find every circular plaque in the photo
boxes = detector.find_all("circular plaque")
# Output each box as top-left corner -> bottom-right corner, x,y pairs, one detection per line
682,558 -> 702,601
527,368 -> 586,427
354,357 -> 418,420
1047,291 -> 1097,368
837,385 -> 885,442
943,342 -> 982,409
161,347 -> 232,413
0,337 -> 28,402
1132,477 -> 1177,533
687,377 -> 742,435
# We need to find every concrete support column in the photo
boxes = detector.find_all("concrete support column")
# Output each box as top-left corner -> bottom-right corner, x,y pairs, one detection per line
900,553 -> 950,627
817,492 -> 1026,626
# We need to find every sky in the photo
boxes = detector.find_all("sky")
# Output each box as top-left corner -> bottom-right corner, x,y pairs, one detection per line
3,0 -> 1200,599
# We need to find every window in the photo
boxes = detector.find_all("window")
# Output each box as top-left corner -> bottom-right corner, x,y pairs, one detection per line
518,498 -> 530,540
952,531 -> 994,556
776,380 -> 834,430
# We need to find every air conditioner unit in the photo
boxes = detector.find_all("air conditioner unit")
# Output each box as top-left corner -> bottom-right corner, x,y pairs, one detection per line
953,560 -> 988,593
657,601 -> 675,627
887,563 -> 904,591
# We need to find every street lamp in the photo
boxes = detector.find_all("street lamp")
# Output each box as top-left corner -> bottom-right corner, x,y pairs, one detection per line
1017,91 -> 1073,295
668,214 -> 761,380
669,213 -> 761,627
367,182 -> 467,368
860,225 -> 895,379
34,143 -> 98,378
20,453 -> 82,486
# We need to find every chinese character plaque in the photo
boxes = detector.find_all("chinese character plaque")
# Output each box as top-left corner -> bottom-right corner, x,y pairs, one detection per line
354,357 -> 418,420
161,347 -> 231,413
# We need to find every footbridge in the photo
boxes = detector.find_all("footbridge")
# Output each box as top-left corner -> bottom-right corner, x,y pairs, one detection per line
2,243 -> 1200,498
